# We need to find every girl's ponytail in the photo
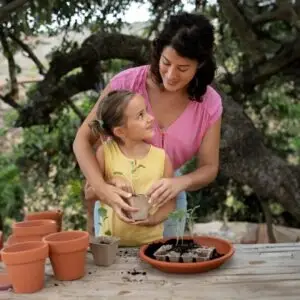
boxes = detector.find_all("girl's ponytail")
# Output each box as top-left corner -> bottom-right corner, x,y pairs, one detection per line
89,119 -> 107,138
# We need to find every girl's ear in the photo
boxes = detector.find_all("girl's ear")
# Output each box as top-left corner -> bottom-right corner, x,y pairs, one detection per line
112,126 -> 126,140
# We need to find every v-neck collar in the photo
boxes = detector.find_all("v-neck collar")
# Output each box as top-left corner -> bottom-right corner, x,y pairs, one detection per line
141,65 -> 192,133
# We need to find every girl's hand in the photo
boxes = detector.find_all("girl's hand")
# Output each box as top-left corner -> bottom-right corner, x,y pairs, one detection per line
86,182 -> 139,224
147,177 -> 183,209
108,176 -> 134,194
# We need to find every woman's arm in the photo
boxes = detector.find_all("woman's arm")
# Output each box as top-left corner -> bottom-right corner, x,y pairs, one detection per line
73,83 -> 137,222
73,83 -> 111,199
147,116 -> 222,205
179,117 -> 221,191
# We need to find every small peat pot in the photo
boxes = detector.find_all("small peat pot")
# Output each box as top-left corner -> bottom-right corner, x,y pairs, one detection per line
90,236 -> 120,266
127,194 -> 150,221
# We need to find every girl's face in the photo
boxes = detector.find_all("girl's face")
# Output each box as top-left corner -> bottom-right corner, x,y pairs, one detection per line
159,46 -> 198,93
116,94 -> 154,142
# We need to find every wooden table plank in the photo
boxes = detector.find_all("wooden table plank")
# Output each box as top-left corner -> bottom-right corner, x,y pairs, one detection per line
1,243 -> 300,299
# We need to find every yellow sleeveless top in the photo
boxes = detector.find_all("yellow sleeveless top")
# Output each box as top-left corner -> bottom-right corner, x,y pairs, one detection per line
100,140 -> 166,246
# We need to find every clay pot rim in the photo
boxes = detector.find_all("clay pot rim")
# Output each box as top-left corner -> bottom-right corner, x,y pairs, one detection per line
0,241 -> 48,265
26,209 -> 63,216
43,230 -> 89,244
90,236 -> 120,246
139,235 -> 235,273
1,241 -> 48,255
13,219 -> 57,228
5,234 -> 42,247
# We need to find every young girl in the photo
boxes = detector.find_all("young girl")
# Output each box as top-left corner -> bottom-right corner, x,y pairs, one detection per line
88,90 -> 176,246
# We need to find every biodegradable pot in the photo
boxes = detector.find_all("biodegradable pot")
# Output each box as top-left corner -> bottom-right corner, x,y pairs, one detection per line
25,210 -> 63,231
12,219 -> 57,242
127,194 -> 150,221
0,241 -> 48,293
89,236 -> 120,266
181,252 -> 193,263
153,244 -> 172,262
167,251 -> 180,262
43,230 -> 89,281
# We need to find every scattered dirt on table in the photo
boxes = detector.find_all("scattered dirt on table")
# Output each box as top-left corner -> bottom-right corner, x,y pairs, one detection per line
118,290 -> 131,295
122,268 -> 147,283
127,268 -> 147,276
249,260 -> 265,265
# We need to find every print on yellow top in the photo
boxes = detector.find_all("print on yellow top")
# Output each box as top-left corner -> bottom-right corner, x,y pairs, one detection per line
100,139 -> 166,246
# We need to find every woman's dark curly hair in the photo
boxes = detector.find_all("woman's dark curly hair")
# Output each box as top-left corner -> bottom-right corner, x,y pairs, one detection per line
150,12 -> 216,102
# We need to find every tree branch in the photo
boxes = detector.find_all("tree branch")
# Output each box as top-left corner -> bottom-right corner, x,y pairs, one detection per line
0,93 -> 21,110
0,27 -> 19,101
15,32 -> 150,127
218,0 -> 264,62
0,0 -> 29,22
147,0 -> 181,39
65,98 -> 85,122
8,33 -> 46,75
252,1 -> 300,30
231,35 -> 300,88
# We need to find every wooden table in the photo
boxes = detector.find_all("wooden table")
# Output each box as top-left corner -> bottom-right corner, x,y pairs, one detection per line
1,243 -> 300,299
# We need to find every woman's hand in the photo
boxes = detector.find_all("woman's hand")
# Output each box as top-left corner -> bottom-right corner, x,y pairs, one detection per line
147,177 -> 184,209
108,176 -> 134,194
85,182 -> 138,223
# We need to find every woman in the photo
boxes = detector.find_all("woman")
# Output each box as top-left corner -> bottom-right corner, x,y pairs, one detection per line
73,12 -> 222,237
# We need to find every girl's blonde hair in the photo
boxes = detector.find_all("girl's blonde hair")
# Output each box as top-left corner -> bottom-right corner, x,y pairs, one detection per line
89,90 -> 136,140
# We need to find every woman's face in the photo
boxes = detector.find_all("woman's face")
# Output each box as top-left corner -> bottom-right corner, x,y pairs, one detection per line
159,46 -> 198,93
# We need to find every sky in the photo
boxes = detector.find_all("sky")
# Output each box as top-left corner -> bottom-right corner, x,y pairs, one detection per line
121,2 -> 192,23
111,1 -> 217,24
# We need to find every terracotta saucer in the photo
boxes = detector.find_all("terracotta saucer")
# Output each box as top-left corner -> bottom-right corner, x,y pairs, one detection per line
0,272 -> 12,291
139,235 -> 235,274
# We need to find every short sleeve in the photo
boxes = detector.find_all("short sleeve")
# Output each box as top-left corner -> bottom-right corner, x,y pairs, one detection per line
205,86 -> 223,126
109,66 -> 145,92
109,70 -> 128,90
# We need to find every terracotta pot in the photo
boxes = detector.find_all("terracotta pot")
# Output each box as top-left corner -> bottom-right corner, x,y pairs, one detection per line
90,236 -> 120,266
6,234 -> 42,247
0,231 -> 3,261
0,272 -> 12,291
0,241 -> 48,293
25,210 -> 63,231
0,231 -> 3,249
139,236 -> 235,274
12,220 -> 57,242
43,230 -> 89,281
127,194 -> 150,221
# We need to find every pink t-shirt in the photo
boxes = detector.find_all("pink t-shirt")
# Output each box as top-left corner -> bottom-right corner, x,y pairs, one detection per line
110,65 -> 223,170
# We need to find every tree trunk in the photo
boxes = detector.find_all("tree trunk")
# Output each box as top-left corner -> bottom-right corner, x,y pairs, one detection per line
219,91 -> 300,220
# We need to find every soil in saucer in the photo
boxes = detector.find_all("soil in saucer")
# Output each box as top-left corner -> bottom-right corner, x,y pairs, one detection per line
145,238 -> 224,263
